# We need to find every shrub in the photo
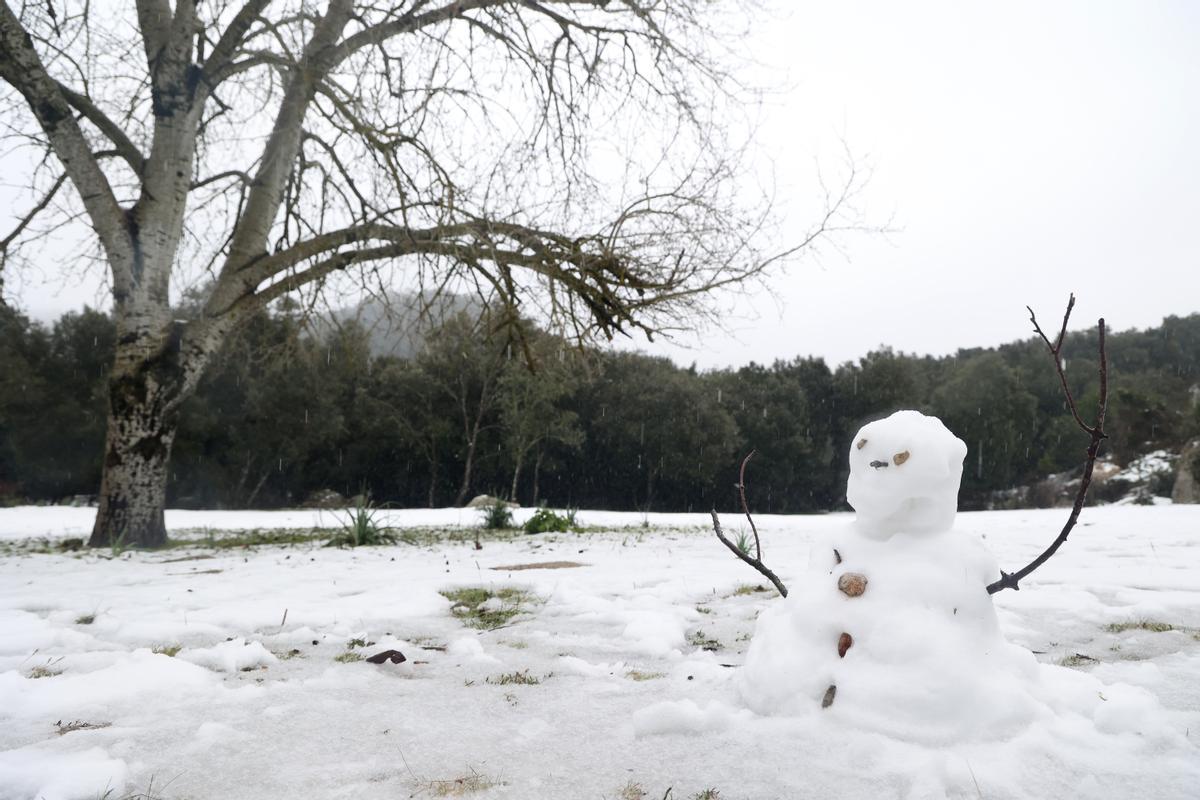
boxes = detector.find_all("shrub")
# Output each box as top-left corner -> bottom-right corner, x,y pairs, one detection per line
523,508 -> 570,534
479,499 -> 515,530
325,497 -> 396,547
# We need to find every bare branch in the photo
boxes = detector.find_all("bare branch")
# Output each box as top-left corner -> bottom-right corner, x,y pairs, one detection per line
0,0 -> 132,280
56,81 -> 146,174
988,297 -> 1108,594
711,451 -> 788,598
711,509 -> 788,599
219,0 -> 355,271
0,172 -> 67,262
737,449 -> 762,561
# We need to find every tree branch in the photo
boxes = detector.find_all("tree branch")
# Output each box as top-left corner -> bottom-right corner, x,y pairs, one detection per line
219,0 -> 355,272
711,450 -> 788,598
988,295 -> 1108,594
0,0 -> 132,284
737,449 -> 762,561
0,172 -> 67,262
56,82 -> 146,175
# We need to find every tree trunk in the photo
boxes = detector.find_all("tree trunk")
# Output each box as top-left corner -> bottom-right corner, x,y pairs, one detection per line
454,435 -> 478,507
510,451 -> 524,504
532,448 -> 544,507
88,320 -> 211,548
426,448 -> 438,508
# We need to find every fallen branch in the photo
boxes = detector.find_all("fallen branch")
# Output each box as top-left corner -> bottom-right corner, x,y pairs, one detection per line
988,294 -> 1108,594
712,451 -> 789,598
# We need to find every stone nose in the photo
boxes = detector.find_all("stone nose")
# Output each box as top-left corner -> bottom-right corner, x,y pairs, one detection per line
869,460 -> 889,469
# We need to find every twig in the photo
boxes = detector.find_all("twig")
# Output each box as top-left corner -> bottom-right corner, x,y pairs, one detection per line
988,294 -> 1108,594
711,451 -> 788,598
737,450 -> 763,561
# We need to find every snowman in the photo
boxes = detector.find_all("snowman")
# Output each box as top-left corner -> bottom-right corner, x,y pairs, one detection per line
737,410 -> 1043,743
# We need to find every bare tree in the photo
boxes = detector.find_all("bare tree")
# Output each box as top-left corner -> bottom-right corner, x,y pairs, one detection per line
0,0 -> 864,547
414,311 -> 508,507
498,334 -> 583,504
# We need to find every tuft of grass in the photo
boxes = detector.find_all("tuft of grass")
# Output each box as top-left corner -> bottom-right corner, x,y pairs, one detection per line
28,665 -> 61,679
692,791 -> 721,800
1105,620 -> 1174,634
152,644 -> 181,657
55,719 -> 112,735
1059,653 -> 1099,668
618,781 -> 647,800
274,648 -> 303,660
346,637 -> 375,649
485,670 -> 542,685
427,769 -> 500,797
334,651 -> 363,664
75,614 -> 96,625
109,529 -> 131,558
734,530 -> 755,557
479,498 -> 515,530
687,631 -> 722,652
695,605 -> 712,615
440,586 -> 536,630
325,497 -> 397,548
626,670 -> 666,682
732,584 -> 770,596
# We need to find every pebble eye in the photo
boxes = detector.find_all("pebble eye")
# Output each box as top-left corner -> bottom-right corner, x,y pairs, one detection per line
856,439 -> 867,450
893,450 -> 910,466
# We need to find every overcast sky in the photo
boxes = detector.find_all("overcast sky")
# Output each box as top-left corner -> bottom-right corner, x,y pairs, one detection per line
5,0 -> 1198,368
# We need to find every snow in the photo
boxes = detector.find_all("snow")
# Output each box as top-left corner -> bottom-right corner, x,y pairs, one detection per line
1,499 -> 1199,798
737,410 -> 1186,760
845,410 -> 968,536
1114,450 -> 1177,484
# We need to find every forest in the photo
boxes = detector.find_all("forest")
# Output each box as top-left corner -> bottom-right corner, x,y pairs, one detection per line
2,301 -> 1197,514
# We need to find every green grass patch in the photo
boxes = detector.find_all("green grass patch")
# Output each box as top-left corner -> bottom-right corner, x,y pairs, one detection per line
152,644 -> 181,657
485,669 -> 542,685
625,670 -> 665,682
1059,653 -> 1099,668
440,586 -> 538,630
174,528 -> 330,549
732,584 -> 770,596
1105,620 -> 1174,634
334,651 -> 363,664
687,631 -> 722,651
74,614 -> 95,625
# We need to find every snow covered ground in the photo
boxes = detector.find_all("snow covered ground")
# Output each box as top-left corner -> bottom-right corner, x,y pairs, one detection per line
1,504 -> 1198,799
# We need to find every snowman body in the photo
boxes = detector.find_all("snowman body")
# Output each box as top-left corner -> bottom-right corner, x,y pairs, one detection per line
738,410 -> 1041,743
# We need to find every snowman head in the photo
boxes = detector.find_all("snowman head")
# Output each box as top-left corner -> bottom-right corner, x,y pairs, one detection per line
846,410 -> 968,537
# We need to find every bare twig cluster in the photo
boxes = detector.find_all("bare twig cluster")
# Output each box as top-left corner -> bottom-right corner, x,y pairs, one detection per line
987,294 -> 1108,594
711,450 -> 789,598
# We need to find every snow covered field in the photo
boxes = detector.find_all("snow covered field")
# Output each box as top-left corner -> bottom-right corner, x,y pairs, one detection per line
1,504 -> 1198,799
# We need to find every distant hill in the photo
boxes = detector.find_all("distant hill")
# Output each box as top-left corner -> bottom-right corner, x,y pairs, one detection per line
309,291 -> 483,358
